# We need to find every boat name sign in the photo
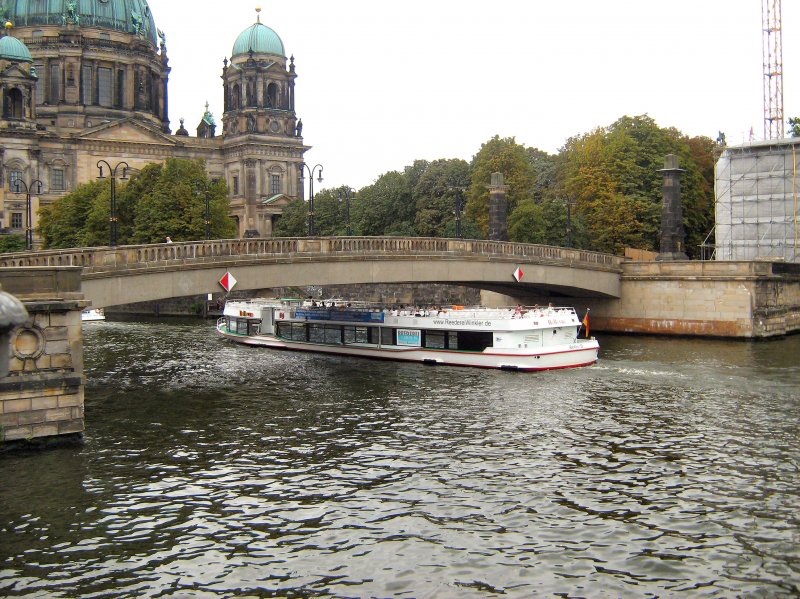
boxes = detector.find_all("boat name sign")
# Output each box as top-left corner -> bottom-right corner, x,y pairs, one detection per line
432,319 -> 492,327
397,329 -> 421,347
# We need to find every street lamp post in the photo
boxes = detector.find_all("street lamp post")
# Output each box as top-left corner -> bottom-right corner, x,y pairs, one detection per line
565,199 -> 576,248
299,162 -> 323,236
203,190 -> 211,240
338,187 -> 353,235
96,160 -> 129,246
12,178 -> 44,250
449,186 -> 465,239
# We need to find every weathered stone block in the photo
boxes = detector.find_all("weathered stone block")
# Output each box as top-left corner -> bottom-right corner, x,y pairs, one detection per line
44,327 -> 69,342
57,394 -> 82,408
44,340 -> 70,355
31,397 -> 59,411
50,354 -> 74,369
31,423 -> 59,438
3,398 -> 32,413
45,407 -> 73,422
3,425 -> 33,441
59,419 -> 84,434
18,410 -> 45,425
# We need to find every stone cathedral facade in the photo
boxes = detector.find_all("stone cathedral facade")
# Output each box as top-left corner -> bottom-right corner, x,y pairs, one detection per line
0,1 -> 308,244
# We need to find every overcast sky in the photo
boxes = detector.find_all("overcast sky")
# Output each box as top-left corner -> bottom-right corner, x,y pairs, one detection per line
146,0 -> 798,191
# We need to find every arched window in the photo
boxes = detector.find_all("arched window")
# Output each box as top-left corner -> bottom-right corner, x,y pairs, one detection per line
3,88 -> 24,119
266,82 -> 279,109
231,84 -> 241,110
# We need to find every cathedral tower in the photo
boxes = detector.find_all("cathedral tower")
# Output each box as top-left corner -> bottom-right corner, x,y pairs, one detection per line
221,8 -> 308,237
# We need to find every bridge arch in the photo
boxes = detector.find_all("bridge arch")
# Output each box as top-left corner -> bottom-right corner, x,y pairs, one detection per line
0,237 -> 623,309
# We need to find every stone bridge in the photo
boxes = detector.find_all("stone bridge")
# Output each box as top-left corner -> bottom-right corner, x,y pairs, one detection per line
0,237 -> 624,308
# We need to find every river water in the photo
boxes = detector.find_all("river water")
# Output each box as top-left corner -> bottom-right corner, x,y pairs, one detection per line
1,319 -> 798,598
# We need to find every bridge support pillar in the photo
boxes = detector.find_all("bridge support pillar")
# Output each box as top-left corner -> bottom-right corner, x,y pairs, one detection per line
0,268 -> 88,446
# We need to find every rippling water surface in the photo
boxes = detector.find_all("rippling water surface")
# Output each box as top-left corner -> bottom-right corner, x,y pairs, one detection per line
1,319 -> 799,598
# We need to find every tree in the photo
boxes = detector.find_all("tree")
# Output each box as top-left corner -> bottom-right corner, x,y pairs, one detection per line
273,198 -> 308,236
789,117 -> 800,137
555,115 -> 716,256
466,136 -> 535,237
351,171 -> 413,236
412,158 -> 470,238
131,159 -> 234,243
39,158 -> 235,248
39,180 -> 106,248
0,235 -> 26,253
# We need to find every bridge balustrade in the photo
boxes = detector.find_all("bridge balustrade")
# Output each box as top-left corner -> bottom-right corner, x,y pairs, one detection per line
0,237 -> 623,273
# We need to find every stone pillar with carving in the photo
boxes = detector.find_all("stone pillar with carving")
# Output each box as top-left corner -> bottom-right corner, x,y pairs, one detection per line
0,267 -> 89,445
656,154 -> 689,261
488,172 -> 508,242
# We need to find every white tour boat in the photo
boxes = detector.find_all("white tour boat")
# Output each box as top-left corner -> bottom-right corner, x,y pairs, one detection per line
81,308 -> 106,322
216,299 -> 598,371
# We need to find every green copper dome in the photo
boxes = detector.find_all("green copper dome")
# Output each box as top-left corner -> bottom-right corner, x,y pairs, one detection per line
232,21 -> 285,58
0,34 -> 33,62
2,0 -> 158,45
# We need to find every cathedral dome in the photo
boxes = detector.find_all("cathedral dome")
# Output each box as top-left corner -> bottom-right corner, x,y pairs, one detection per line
232,21 -> 285,58
3,0 -> 158,45
0,33 -> 33,62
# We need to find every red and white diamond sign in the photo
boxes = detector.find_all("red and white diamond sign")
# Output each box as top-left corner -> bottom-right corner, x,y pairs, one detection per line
219,271 -> 237,292
513,266 -> 524,282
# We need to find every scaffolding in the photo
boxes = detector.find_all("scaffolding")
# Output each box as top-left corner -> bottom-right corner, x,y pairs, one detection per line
712,138 -> 799,262
762,0 -> 784,139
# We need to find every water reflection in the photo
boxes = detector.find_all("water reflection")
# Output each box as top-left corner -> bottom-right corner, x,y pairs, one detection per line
0,321 -> 798,597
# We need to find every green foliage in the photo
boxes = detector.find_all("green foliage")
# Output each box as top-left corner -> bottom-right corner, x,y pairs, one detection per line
273,198 -> 308,236
40,158 -> 235,248
412,158 -> 470,237
0,234 -> 26,253
132,158 -> 234,243
39,180 -> 106,248
509,198 -> 589,247
466,136 -> 535,237
789,117 -> 800,137
351,171 -> 414,236
556,115 -> 716,256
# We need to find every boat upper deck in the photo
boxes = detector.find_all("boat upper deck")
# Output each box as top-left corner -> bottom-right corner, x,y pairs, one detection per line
223,299 -> 582,332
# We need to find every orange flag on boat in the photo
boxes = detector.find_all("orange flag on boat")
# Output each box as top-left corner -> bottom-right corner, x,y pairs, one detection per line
582,310 -> 590,338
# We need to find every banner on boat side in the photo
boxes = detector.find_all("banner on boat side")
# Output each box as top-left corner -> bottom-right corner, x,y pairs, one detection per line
396,329 -> 421,347
219,271 -> 237,292
513,267 -> 524,282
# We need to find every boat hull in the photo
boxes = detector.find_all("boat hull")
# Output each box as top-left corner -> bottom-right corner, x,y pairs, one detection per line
216,324 -> 598,371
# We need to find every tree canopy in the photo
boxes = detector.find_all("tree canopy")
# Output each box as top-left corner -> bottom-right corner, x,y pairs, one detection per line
39,158 -> 235,249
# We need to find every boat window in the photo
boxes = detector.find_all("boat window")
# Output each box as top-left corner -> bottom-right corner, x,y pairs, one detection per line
324,326 -> 342,345
380,327 -> 394,346
236,319 -> 249,335
448,331 -> 459,349
424,331 -> 446,349
276,321 -> 291,339
290,323 -> 306,341
309,324 -> 325,343
344,326 -> 370,344
457,331 -> 493,352
368,327 -> 380,344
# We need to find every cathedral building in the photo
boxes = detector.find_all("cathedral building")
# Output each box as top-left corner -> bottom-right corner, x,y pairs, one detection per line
0,1 -> 308,245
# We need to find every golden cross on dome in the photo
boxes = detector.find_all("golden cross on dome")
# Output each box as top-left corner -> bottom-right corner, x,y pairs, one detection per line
255,7 -> 261,23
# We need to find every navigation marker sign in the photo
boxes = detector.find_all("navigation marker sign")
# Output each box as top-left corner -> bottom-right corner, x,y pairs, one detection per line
513,266 -> 524,282
219,271 -> 237,292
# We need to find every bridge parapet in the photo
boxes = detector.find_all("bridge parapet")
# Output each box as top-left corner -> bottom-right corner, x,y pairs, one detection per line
0,237 -> 623,274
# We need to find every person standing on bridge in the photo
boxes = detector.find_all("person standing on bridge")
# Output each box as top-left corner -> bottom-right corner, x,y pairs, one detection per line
165,236 -> 173,244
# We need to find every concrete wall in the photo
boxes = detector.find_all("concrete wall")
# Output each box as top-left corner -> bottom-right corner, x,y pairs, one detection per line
0,268 -> 87,444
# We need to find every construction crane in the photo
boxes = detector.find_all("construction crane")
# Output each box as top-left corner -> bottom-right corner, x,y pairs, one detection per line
762,0 -> 784,139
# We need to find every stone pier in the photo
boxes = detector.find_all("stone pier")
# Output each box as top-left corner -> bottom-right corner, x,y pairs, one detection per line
0,267 -> 87,445
487,260 -> 800,338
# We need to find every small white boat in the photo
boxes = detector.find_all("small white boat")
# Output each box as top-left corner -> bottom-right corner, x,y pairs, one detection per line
216,299 -> 598,371
81,308 -> 106,322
